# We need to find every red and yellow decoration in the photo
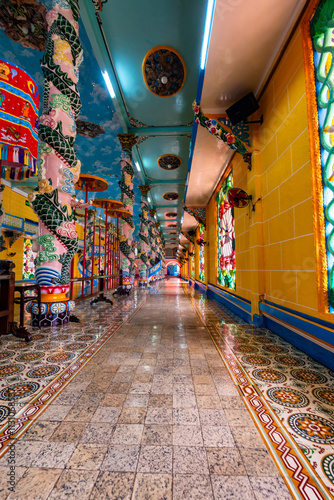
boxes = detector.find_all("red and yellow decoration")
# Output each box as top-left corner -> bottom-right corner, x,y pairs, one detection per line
0,59 -> 39,179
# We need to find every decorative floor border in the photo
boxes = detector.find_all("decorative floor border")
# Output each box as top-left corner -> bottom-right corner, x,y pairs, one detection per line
0,294 -> 147,458
184,285 -> 333,500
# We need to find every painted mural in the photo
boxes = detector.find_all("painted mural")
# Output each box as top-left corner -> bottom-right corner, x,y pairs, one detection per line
217,172 -> 236,289
0,0 -> 141,237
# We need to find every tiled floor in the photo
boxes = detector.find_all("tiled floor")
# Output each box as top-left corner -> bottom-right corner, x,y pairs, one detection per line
0,278 -> 333,499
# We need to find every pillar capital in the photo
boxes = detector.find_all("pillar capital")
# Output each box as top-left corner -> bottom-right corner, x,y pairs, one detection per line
155,222 -> 160,229
149,209 -> 156,217
117,133 -> 137,151
139,185 -> 151,197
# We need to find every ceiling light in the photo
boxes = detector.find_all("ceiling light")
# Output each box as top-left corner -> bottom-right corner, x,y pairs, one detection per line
161,76 -> 168,84
102,70 -> 116,98
135,162 -> 141,172
148,195 -> 151,204
200,0 -> 215,70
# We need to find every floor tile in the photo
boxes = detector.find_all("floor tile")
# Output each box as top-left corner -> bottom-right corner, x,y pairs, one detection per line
142,425 -> 173,446
124,395 -> 149,408
64,405 -> 97,422
137,446 -> 173,473
110,424 -> 143,445
38,405 -> 73,422
91,407 -> 121,423
207,447 -> 246,475
101,445 -> 140,472
146,408 -> 173,425
199,409 -> 227,426
118,407 -> 146,424
89,471 -> 135,500
202,426 -> 235,447
173,474 -> 214,500
65,443 -> 108,470
50,422 -> 86,442
32,442 -> 76,468
132,473 -> 172,500
173,408 -> 200,425
148,395 -> 173,408
100,393 -> 127,407
230,427 -> 267,449
211,475 -> 256,500
21,421 -> 60,441
48,469 -> 98,499
173,447 -> 209,474
196,395 -> 222,409
6,467 -> 61,500
249,476 -> 293,500
0,442 -> 44,467
80,422 -> 115,444
173,425 -> 204,446
239,448 -> 280,476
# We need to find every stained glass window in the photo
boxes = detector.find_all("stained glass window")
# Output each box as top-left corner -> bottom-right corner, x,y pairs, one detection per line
306,0 -> 334,312
217,172 -> 236,289
199,223 -> 205,282
22,238 -> 36,280
191,249 -> 195,279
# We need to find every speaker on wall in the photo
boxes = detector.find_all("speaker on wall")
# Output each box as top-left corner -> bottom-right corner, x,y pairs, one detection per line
226,92 -> 259,126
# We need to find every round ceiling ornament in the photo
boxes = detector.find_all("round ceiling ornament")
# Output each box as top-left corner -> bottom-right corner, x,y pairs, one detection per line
165,212 -> 178,218
163,192 -> 179,201
143,46 -> 186,97
167,223 -> 177,227
158,154 -> 182,170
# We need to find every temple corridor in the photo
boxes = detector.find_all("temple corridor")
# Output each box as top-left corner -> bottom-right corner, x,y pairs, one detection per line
0,278 -> 333,499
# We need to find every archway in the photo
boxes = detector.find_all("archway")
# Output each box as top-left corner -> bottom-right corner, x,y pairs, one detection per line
166,260 -> 180,276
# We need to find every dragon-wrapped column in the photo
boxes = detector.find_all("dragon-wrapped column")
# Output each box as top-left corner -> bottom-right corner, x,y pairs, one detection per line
138,185 -> 150,286
117,133 -> 137,291
27,0 -> 83,327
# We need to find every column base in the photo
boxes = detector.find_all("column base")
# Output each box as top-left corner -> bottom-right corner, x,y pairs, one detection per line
26,300 -> 75,328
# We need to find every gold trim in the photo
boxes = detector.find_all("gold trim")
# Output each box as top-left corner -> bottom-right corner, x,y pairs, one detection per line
142,45 -> 186,98
301,0 -> 329,314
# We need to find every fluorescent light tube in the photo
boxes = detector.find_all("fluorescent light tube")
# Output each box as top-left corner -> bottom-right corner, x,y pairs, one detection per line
102,70 -> 116,98
135,162 -> 141,172
200,0 -> 215,70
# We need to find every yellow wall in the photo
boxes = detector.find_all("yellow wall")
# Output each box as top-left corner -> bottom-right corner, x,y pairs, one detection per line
204,26 -> 323,321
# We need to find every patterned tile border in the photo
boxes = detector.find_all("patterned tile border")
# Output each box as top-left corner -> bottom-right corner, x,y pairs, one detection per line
184,285 -> 333,500
0,293 -> 147,458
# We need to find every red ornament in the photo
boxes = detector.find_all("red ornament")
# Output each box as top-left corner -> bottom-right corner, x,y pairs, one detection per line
227,188 -> 251,208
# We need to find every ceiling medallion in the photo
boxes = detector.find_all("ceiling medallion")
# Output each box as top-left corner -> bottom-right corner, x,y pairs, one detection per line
169,231 -> 178,234
163,192 -> 179,201
143,46 -> 186,97
158,154 -> 182,170
165,212 -> 178,218
167,223 -> 177,227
